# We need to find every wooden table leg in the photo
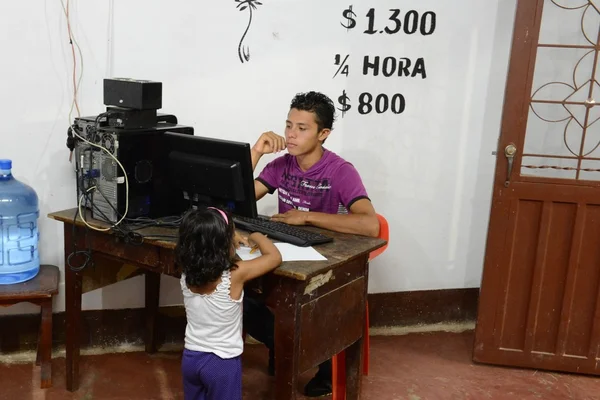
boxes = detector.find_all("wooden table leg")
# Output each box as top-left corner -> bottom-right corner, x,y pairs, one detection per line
145,271 -> 161,353
346,259 -> 369,400
64,252 -> 83,391
35,310 -> 42,367
39,298 -> 53,388
273,282 -> 300,400
344,337 -> 364,400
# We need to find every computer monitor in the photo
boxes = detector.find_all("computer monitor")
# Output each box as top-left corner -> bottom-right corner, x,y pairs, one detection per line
164,132 -> 258,218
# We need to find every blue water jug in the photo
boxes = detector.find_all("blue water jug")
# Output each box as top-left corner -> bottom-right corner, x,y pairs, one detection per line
0,159 -> 40,284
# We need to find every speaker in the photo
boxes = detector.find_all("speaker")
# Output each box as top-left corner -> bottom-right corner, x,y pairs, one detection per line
103,78 -> 162,110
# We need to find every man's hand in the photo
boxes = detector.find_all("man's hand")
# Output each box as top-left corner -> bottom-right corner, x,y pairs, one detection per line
271,209 -> 309,226
252,131 -> 286,156
233,230 -> 250,249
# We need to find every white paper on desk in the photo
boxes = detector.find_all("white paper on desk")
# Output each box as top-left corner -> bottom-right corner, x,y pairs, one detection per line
236,243 -> 327,262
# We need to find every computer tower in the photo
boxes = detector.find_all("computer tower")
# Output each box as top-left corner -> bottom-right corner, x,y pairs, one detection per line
73,114 -> 193,223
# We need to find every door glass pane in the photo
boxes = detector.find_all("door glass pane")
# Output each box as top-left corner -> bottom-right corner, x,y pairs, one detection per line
522,1 -> 600,180
539,1 -> 600,46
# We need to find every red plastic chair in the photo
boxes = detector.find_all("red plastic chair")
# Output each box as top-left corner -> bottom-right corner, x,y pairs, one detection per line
331,214 -> 389,400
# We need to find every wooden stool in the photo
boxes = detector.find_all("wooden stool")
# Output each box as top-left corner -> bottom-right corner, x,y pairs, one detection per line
0,265 -> 59,388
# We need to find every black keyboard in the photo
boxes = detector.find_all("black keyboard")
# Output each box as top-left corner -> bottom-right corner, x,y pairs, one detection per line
232,215 -> 333,247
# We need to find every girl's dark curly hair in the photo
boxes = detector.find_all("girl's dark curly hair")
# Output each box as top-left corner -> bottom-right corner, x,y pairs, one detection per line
175,208 -> 237,287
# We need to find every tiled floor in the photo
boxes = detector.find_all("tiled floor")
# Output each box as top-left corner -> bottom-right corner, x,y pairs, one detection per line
1,331 -> 599,399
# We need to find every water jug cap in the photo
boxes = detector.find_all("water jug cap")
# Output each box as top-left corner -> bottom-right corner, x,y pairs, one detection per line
0,159 -> 11,170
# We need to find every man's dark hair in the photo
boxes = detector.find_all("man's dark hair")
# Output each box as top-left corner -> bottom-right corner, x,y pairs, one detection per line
175,208 -> 236,288
290,91 -> 336,132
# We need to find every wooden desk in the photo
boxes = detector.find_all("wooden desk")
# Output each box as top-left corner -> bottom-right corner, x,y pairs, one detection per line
49,208 -> 385,399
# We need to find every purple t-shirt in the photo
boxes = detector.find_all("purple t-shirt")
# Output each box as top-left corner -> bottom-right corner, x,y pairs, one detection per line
256,149 -> 370,214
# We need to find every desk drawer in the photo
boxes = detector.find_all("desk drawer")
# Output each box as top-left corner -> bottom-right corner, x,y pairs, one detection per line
298,277 -> 365,372
66,227 -> 172,273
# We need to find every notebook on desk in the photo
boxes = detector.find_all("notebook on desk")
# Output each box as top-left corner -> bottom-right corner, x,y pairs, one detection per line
236,243 -> 327,262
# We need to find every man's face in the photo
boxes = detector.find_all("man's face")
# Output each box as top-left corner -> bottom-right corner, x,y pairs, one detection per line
284,108 -> 329,156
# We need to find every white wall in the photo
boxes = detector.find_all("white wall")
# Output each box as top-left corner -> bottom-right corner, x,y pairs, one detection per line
0,0 -> 517,315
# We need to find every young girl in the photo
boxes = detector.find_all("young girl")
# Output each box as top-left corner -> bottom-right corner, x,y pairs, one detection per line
175,207 -> 281,400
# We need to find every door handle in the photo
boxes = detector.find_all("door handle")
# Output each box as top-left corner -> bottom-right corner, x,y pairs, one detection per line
504,144 -> 517,187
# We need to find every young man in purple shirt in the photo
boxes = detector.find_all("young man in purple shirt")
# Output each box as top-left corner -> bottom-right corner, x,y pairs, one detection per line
243,91 -> 379,397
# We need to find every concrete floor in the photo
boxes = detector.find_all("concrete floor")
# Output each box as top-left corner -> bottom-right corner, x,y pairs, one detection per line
1,331 -> 599,400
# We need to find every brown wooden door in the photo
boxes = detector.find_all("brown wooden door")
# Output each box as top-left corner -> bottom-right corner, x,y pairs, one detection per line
474,0 -> 600,375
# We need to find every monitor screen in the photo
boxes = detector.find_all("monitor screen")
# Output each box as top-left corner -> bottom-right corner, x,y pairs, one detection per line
164,132 -> 258,218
